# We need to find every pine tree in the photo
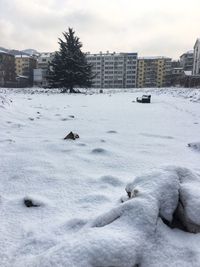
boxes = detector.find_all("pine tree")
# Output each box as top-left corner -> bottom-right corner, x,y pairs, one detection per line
48,28 -> 93,93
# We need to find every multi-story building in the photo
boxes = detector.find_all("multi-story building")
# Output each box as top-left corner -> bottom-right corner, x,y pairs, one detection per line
193,39 -> 200,76
15,54 -> 37,86
180,51 -> 194,71
33,52 -> 55,87
0,50 -> 16,87
86,52 -> 138,88
137,57 -> 172,88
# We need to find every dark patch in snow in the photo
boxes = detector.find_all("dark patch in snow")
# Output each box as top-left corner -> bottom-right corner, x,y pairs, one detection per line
28,117 -> 34,121
24,198 -> 41,208
0,139 -> 15,143
100,175 -> 123,187
91,148 -> 107,154
140,133 -> 174,139
76,143 -> 87,147
188,142 -> 200,152
62,218 -> 87,232
107,130 -> 118,134
64,132 -> 79,140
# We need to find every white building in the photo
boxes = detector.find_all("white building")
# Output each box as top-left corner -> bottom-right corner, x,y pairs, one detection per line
37,52 -> 55,69
180,50 -> 194,71
86,52 -> 138,88
193,39 -> 200,76
34,52 -> 55,87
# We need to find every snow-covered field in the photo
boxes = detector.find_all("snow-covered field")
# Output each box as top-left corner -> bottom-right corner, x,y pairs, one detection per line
1,88 -> 200,266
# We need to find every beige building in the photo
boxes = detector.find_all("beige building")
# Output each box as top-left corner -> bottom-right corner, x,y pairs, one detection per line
15,54 -> 37,86
137,57 -> 172,88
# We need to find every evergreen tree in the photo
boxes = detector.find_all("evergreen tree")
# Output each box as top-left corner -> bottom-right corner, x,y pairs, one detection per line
48,28 -> 93,93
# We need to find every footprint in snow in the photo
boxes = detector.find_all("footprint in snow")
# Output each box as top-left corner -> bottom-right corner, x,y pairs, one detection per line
140,133 -> 174,140
99,175 -> 123,187
60,218 -> 87,232
76,143 -> 87,147
91,148 -> 108,154
78,194 -> 110,204
107,130 -> 117,134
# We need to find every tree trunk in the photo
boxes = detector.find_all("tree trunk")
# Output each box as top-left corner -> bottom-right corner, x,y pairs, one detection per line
61,88 -> 68,93
69,85 -> 76,93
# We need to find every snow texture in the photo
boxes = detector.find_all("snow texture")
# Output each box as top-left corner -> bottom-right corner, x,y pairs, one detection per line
1,87 -> 200,266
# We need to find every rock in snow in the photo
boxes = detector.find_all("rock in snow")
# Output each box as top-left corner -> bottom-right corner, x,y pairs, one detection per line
188,142 -> 200,152
64,131 -> 79,140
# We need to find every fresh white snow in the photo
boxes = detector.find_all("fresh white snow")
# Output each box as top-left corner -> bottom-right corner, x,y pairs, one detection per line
0,88 -> 200,266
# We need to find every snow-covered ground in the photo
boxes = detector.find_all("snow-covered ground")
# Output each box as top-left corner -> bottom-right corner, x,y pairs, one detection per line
0,88 -> 200,266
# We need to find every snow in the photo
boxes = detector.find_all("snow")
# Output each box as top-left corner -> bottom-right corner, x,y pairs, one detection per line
0,87 -> 200,266
188,142 -> 200,151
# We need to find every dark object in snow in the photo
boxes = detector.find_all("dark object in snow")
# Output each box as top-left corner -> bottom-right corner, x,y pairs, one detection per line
99,89 -> 103,94
64,131 -> 79,140
69,115 -> 75,118
188,142 -> 200,152
136,95 -> 151,103
24,198 -> 40,208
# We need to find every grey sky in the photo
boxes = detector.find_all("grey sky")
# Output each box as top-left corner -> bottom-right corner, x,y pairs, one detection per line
0,0 -> 200,59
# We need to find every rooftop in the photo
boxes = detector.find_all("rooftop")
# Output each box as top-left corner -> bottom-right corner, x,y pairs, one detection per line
15,54 -> 32,58
0,49 -> 8,54
86,52 -> 137,57
138,56 -> 171,60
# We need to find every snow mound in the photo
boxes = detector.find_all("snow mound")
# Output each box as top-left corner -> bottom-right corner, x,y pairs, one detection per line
14,167 -> 200,267
188,142 -> 200,152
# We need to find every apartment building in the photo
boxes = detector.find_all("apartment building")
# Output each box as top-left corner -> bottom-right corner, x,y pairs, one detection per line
33,52 -> 55,86
15,54 -> 37,86
86,52 -> 138,88
193,39 -> 200,75
180,51 -> 194,71
0,50 -> 16,87
137,57 -> 172,88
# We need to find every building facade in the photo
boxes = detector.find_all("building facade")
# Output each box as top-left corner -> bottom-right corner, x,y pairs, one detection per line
86,52 -> 138,88
0,50 -> 16,87
137,57 -> 172,88
15,54 -> 37,86
33,52 -> 55,86
193,39 -> 200,76
180,51 -> 194,71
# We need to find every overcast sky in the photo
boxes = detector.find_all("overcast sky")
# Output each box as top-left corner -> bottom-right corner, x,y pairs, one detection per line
0,0 -> 200,59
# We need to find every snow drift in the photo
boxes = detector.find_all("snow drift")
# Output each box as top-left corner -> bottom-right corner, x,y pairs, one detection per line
14,166 -> 200,267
